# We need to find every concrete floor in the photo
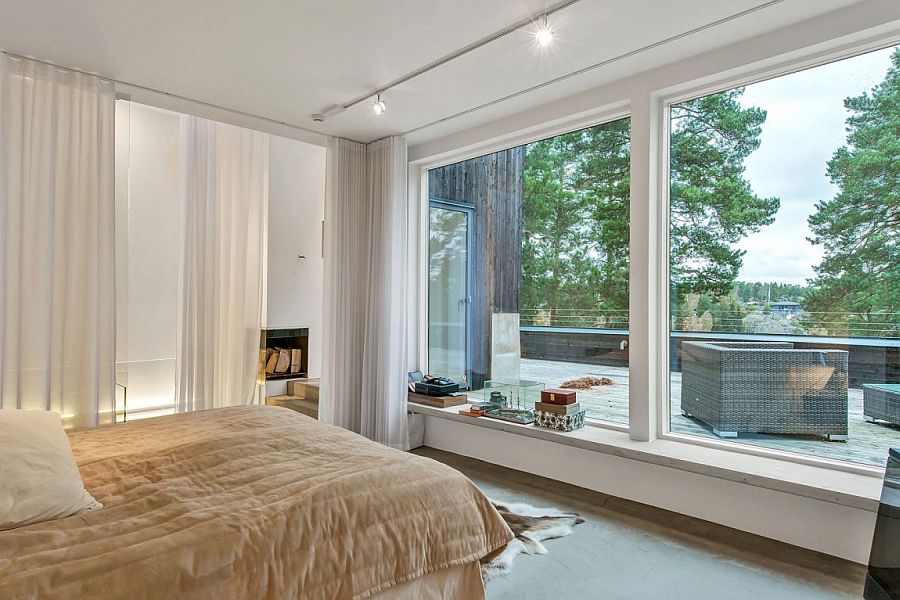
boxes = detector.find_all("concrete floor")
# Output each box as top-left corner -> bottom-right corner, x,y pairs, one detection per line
414,447 -> 868,600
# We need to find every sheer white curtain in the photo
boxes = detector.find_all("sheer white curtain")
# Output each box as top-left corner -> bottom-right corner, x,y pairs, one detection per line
321,136 -> 409,449
0,55 -> 116,428
176,116 -> 268,412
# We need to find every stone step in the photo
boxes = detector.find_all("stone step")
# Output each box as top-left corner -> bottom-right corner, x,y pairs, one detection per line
287,378 -> 320,400
265,395 -> 318,419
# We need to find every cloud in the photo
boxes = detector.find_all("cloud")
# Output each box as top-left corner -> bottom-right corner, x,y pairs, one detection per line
729,46 -> 894,285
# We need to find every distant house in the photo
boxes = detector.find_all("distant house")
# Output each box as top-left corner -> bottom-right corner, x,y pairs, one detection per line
769,300 -> 802,316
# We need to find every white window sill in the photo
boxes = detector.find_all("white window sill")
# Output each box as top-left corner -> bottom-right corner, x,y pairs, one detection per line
408,402 -> 884,512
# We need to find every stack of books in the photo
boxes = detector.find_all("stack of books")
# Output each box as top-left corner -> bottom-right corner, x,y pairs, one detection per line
534,388 -> 585,432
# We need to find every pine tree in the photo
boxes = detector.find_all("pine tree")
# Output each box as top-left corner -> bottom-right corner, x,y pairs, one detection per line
521,119 -> 630,327
521,90 -> 776,328
669,89 -> 780,302
806,48 -> 900,338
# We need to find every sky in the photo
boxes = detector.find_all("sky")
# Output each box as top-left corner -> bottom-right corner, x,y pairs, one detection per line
733,45 -> 895,285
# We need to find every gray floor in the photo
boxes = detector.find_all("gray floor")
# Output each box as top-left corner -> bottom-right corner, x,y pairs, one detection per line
414,447 -> 867,600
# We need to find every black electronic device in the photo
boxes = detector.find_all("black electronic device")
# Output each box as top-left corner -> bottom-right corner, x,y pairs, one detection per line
407,370 -> 425,392
865,448 -> 900,600
414,375 -> 459,396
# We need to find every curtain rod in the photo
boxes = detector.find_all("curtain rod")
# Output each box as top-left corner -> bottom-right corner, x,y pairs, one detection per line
401,0 -> 790,137
0,50 -> 328,140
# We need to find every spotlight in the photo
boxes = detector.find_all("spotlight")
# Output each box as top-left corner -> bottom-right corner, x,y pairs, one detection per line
372,94 -> 386,115
535,15 -> 553,47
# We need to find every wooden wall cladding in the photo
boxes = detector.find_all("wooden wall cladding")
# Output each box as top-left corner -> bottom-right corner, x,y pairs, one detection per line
428,148 -> 525,387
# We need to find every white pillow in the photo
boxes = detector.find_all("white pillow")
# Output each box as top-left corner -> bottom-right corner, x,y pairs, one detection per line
0,410 -> 102,530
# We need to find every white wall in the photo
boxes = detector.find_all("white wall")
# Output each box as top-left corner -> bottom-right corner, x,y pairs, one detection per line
116,104 -> 327,411
266,135 -> 327,378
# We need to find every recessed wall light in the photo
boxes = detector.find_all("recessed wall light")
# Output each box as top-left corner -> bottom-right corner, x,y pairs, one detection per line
372,94 -> 386,115
535,15 -> 553,47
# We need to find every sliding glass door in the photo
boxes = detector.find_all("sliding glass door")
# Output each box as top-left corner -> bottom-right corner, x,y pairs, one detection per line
428,200 -> 472,386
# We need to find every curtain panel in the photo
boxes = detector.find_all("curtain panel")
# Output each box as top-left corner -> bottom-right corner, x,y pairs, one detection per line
176,116 -> 268,412
321,136 -> 409,450
0,56 -> 116,428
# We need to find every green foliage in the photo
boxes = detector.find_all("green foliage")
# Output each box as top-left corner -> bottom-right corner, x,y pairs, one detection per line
675,292 -> 747,333
521,119 -> 630,327
669,89 -> 780,301
519,57 -> 898,339
732,281 -> 809,304
806,48 -> 900,338
521,90 -> 777,328
743,311 -> 806,335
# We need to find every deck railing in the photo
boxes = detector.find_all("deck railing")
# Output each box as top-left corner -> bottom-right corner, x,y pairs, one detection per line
519,325 -> 900,387
519,308 -> 900,338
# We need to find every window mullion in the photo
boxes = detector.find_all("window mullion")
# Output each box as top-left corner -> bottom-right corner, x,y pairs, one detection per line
628,91 -> 663,442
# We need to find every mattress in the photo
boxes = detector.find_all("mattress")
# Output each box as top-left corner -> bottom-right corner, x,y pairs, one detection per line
0,405 -> 512,599
369,562 -> 485,600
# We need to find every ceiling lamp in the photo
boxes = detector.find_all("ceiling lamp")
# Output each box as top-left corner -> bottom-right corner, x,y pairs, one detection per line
372,94 -> 386,115
535,15 -> 553,47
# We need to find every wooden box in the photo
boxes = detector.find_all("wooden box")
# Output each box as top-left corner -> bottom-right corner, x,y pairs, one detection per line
540,388 -> 577,405
535,401 -> 581,415
407,392 -> 468,408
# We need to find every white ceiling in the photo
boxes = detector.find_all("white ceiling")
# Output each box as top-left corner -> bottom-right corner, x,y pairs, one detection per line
0,0 -> 871,145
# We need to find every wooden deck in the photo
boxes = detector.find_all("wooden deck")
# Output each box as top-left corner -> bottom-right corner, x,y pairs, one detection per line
520,358 -> 899,467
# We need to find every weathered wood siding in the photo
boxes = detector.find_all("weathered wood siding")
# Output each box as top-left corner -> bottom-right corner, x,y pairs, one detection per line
428,148 -> 525,387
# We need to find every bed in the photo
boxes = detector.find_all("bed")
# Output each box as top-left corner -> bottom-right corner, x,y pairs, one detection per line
0,405 -> 513,599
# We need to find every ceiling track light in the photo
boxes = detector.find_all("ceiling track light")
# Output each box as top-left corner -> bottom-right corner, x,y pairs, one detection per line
372,94 -> 387,115
311,0 -> 581,122
535,14 -> 553,47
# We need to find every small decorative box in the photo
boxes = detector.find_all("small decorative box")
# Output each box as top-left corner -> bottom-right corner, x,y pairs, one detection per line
534,409 -> 585,432
540,388 -> 577,405
535,401 -> 581,415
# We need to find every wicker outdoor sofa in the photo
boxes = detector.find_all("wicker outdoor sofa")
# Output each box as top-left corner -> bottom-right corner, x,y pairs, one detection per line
863,384 -> 900,426
680,341 -> 849,440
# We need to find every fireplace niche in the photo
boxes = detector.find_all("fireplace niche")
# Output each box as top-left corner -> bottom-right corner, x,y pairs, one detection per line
259,327 -> 309,381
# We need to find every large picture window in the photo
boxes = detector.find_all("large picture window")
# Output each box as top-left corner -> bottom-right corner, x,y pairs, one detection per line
668,46 -> 899,466
427,117 -> 631,425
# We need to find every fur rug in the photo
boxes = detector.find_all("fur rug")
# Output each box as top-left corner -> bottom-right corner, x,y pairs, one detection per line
482,500 -> 584,581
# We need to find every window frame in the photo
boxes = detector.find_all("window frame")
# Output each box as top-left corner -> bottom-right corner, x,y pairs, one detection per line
426,197 -> 475,386
416,107 -> 633,434
652,39 -> 900,477
408,32 -> 900,477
